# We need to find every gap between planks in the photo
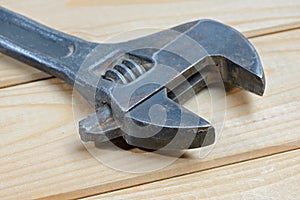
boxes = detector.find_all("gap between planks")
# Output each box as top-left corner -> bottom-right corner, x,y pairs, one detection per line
86,148 -> 300,199
0,77 -> 53,89
245,21 -> 300,38
44,141 -> 300,200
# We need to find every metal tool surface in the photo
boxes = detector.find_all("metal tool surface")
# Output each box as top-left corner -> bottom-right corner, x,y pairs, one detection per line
0,7 -> 265,150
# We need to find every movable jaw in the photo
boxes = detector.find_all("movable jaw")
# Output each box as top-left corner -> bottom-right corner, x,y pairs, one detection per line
79,19 -> 266,150
123,89 -> 215,150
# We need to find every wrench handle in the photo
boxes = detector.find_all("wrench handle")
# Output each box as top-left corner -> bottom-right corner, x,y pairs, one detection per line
0,6 -> 97,85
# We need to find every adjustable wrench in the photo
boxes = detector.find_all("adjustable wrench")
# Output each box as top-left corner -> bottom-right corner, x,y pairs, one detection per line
0,7 -> 265,150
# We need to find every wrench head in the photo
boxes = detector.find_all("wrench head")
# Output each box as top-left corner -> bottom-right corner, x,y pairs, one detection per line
79,19 -> 266,150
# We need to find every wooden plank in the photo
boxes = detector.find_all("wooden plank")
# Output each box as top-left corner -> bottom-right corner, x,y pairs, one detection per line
0,55 -> 51,88
0,27 -> 299,199
89,149 -> 300,199
0,0 -> 300,88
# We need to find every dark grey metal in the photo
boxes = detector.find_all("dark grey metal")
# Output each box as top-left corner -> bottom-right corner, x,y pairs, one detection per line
0,7 -> 265,150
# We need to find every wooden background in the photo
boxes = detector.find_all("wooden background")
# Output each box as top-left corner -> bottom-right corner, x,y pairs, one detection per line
0,0 -> 299,199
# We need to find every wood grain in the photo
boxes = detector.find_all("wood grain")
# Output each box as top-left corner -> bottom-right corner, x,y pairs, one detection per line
0,27 -> 299,199
0,0 -> 299,88
89,149 -> 300,200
